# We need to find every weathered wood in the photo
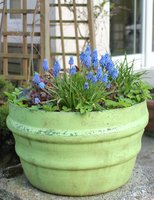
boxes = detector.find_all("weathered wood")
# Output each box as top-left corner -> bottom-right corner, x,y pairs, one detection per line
3,31 -> 40,36
87,0 -> 96,50
28,0 -> 40,80
0,53 -> 39,59
0,0 -> 6,74
40,0 -> 50,73
50,36 -> 89,40
0,0 -> 95,82
51,52 -> 78,56
3,0 -> 8,77
22,0 -> 28,82
50,3 -> 87,7
58,0 -> 66,70
0,9 -> 40,14
4,75 -> 26,80
73,0 -> 80,68
50,20 -> 88,24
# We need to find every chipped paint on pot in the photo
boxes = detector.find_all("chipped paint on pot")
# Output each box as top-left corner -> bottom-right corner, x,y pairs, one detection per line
7,101 -> 148,196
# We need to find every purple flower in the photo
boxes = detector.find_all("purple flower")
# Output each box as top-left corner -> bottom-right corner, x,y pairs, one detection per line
38,82 -> 45,89
102,74 -> 108,83
84,82 -> 89,90
42,58 -> 49,72
92,75 -> 97,84
87,71 -> 93,80
34,97 -> 40,104
52,59 -> 61,77
70,65 -> 76,75
33,72 -> 41,84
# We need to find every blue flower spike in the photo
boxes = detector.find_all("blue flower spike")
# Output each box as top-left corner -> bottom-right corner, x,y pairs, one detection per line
87,71 -> 93,80
34,97 -> 40,104
85,45 -> 91,55
112,68 -> 119,80
96,67 -> 103,80
33,72 -> 41,84
42,58 -> 49,72
92,75 -> 97,84
38,82 -> 45,89
70,65 -> 76,75
52,59 -> 61,77
102,74 -> 108,84
69,56 -> 74,66
92,49 -> 98,68
84,82 -> 89,90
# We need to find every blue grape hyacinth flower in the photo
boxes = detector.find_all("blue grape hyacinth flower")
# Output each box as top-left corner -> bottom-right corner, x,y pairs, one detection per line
100,53 -> 111,68
92,75 -> 97,84
87,71 -> 93,80
102,74 -> 108,83
85,45 -> 91,55
38,82 -> 45,89
42,58 -> 49,72
69,56 -> 74,66
96,67 -> 103,80
80,53 -> 91,69
33,72 -> 41,84
52,59 -> 61,77
91,49 -> 98,68
70,65 -> 76,75
80,45 -> 91,69
84,82 -> 89,90
111,68 -> 119,79
34,97 -> 40,104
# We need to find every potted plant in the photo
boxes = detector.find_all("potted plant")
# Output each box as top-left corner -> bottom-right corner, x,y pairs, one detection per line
145,89 -> 154,137
6,46 -> 150,196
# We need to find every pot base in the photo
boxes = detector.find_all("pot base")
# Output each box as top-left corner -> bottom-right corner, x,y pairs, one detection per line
21,157 -> 136,196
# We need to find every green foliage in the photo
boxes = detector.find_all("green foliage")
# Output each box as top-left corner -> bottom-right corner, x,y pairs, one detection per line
6,55 -> 151,113
115,57 -> 151,105
5,88 -> 27,107
0,76 -> 14,102
49,72 -> 107,113
0,104 -> 10,135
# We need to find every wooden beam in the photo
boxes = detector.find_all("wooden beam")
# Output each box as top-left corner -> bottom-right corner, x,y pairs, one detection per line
0,53 -> 39,59
3,31 -> 40,36
3,0 -> 8,77
0,9 -> 40,14
58,0 -> 66,71
40,0 -> 50,73
73,0 -> 80,68
22,0 -> 28,82
87,0 -> 96,49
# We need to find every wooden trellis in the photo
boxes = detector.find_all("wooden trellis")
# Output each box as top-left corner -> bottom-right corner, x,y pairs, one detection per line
0,0 -> 95,82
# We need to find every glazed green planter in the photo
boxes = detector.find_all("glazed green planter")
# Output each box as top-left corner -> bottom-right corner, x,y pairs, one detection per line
7,101 -> 148,196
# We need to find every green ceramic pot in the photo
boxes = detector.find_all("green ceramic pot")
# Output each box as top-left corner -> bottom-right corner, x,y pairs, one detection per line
7,101 -> 148,196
